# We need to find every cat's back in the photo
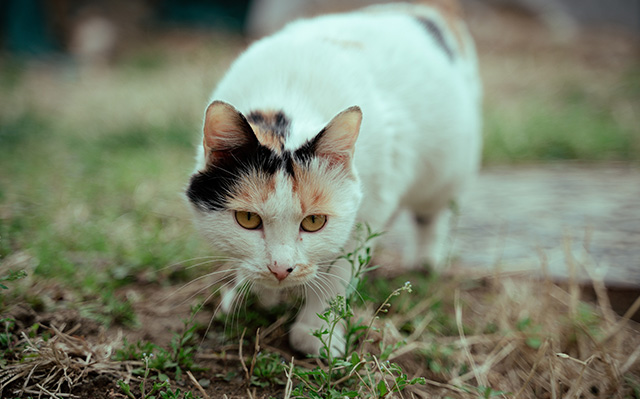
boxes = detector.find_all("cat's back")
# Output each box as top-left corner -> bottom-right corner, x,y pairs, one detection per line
213,3 -> 480,127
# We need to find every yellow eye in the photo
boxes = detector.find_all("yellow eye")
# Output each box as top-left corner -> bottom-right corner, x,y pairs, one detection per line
235,211 -> 262,230
300,215 -> 327,232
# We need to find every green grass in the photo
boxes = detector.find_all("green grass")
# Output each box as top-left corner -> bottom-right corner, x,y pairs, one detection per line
483,67 -> 640,163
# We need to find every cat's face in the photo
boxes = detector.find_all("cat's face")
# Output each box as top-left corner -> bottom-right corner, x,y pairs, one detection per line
187,101 -> 362,289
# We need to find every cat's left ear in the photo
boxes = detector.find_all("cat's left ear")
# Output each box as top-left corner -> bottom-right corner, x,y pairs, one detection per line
202,100 -> 257,164
312,106 -> 362,165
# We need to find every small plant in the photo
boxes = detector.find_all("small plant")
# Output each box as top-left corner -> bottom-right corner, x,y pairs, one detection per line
114,304 -> 202,381
81,291 -> 138,328
117,354 -> 200,399
0,269 -> 27,290
250,351 -> 288,387
0,318 -> 19,366
0,269 -> 27,309
289,226 -> 425,398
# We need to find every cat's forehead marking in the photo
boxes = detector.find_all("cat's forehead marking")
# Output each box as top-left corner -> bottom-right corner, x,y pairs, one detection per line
292,162 -> 341,216
247,110 -> 291,154
225,169 -> 277,211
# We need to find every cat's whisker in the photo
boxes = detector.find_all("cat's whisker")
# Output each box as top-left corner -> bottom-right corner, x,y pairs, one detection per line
157,255 -> 235,273
306,279 -> 329,306
161,268 -> 241,303
183,257 -> 239,271
167,273 -> 237,311
224,278 -> 251,339
312,272 -> 337,299
198,278 -> 239,347
315,270 -> 365,305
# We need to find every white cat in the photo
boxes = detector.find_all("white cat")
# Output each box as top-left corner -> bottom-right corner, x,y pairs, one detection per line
186,2 -> 482,355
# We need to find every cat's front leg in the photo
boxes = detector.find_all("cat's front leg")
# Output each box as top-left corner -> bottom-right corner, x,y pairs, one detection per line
253,286 -> 282,308
289,258 -> 352,357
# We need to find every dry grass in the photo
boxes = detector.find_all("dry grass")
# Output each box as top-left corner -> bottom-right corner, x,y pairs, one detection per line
0,324 -> 131,396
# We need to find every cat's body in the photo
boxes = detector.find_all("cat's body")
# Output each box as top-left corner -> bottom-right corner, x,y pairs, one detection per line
187,3 -> 481,355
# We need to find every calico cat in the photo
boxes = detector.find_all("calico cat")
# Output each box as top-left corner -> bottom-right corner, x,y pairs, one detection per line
186,2 -> 482,355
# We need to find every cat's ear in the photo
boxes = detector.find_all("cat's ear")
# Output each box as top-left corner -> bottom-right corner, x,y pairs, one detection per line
202,100 -> 256,163
313,106 -> 362,165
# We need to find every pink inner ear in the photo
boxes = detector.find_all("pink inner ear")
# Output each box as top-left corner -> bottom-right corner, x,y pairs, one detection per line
203,101 -> 254,155
315,106 -> 362,164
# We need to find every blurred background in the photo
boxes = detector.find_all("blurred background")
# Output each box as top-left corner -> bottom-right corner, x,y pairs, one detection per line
0,1 -> 639,321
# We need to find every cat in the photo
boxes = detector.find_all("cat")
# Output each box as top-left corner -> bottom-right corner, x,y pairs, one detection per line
186,2 -> 482,355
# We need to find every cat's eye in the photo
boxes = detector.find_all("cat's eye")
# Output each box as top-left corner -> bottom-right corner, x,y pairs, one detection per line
300,215 -> 327,232
235,211 -> 262,230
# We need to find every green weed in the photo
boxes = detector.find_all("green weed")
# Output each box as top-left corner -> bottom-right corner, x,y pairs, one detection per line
114,304 -> 202,380
250,351 -> 288,387
288,226 -> 426,398
117,354 -> 200,399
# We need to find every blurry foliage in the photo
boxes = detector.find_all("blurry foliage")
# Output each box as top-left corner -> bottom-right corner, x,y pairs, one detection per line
483,72 -> 639,163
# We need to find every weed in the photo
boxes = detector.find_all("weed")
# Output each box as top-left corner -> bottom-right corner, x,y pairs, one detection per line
117,354 -> 200,399
114,304 -> 202,380
0,269 -> 27,310
250,351 -> 288,387
515,317 -> 543,350
288,227 -> 425,398
0,269 -> 27,291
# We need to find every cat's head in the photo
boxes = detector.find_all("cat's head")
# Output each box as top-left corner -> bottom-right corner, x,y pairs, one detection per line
186,101 -> 363,289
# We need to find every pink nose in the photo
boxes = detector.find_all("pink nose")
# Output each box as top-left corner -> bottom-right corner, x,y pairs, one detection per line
268,263 -> 294,281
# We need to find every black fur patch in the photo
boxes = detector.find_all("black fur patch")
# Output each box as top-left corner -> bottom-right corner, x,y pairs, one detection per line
187,117 -> 333,212
187,142 -> 298,212
293,128 -> 325,165
416,17 -> 454,61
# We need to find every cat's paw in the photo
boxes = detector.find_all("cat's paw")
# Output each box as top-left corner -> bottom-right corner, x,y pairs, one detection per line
289,321 -> 346,358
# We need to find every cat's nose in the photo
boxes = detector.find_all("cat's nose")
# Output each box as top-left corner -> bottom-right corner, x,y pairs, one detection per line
268,262 -> 294,281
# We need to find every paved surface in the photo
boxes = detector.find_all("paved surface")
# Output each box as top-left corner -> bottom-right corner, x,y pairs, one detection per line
452,164 -> 640,286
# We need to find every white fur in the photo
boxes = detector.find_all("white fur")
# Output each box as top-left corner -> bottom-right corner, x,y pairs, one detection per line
190,4 -> 482,355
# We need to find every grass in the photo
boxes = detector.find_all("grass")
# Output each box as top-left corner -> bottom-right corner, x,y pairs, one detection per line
1,22 -> 639,399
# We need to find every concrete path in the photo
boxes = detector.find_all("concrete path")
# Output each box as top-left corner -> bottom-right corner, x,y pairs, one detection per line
453,164 -> 640,287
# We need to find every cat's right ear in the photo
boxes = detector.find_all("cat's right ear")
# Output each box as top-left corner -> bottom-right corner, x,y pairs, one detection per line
308,106 -> 362,166
202,101 -> 256,163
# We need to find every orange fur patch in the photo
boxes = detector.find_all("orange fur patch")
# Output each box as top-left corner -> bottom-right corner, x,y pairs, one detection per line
247,110 -> 289,154
292,163 -> 337,216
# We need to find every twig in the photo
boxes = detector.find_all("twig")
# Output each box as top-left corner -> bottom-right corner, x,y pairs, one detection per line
453,290 -> 488,387
283,356 -> 295,399
601,294 -> 640,344
238,328 -> 250,381
248,328 -> 260,380
187,371 -> 210,399
620,343 -> 640,375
